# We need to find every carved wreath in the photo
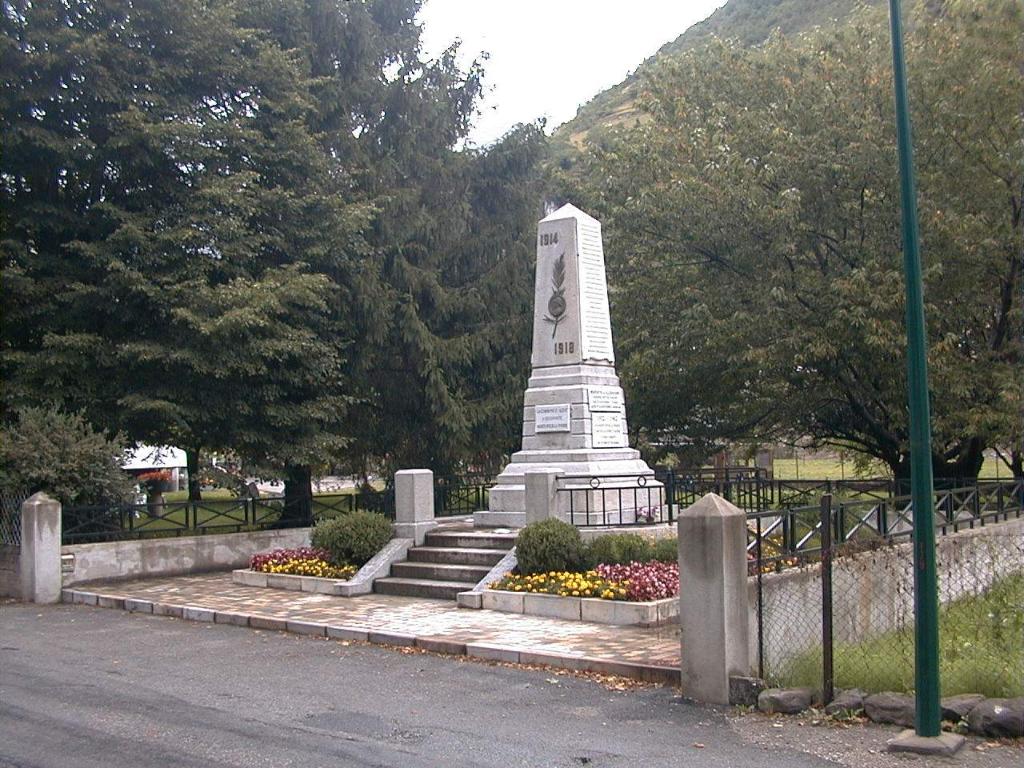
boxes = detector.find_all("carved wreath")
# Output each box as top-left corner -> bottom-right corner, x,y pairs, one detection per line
543,252 -> 567,338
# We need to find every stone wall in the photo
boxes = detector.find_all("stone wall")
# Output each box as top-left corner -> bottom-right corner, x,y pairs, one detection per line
0,545 -> 20,597
748,517 -> 1024,675
62,527 -> 311,586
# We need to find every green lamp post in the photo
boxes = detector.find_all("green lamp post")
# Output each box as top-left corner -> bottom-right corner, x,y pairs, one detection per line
886,0 -> 941,738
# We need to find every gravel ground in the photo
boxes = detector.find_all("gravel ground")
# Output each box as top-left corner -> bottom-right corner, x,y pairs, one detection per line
726,709 -> 1024,768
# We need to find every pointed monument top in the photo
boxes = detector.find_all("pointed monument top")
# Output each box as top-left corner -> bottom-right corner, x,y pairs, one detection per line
540,203 -> 598,224
681,492 -> 746,519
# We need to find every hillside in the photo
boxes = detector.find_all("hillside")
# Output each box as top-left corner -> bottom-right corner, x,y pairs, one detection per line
552,0 -> 884,156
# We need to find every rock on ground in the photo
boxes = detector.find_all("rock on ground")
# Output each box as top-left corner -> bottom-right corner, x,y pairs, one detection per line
966,698 -> 1024,738
863,692 -> 915,727
758,687 -> 815,715
941,693 -> 985,723
825,689 -> 865,716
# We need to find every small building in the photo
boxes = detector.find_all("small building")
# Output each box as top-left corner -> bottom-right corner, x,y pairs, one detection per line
122,446 -> 187,492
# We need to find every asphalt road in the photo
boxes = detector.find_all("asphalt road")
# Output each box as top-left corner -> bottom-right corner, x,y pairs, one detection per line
0,602 -> 838,768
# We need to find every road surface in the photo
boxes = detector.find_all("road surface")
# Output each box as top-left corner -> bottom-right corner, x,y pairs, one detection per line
0,602 -> 836,768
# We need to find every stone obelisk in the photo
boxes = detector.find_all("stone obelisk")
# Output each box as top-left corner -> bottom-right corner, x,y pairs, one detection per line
477,204 -> 659,527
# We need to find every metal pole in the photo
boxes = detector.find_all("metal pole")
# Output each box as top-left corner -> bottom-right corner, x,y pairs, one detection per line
820,494 -> 834,705
887,0 -> 941,737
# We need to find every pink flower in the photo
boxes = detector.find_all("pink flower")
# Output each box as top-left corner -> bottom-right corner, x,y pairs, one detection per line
593,561 -> 679,601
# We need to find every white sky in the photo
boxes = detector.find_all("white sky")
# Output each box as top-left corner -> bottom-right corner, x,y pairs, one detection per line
418,0 -> 728,147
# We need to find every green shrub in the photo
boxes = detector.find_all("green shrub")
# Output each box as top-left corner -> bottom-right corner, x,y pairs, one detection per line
0,406 -> 134,505
651,536 -> 679,563
515,518 -> 586,575
585,533 -> 652,567
310,511 -> 392,567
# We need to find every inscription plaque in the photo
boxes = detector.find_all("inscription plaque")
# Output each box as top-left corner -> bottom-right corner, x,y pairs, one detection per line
535,404 -> 571,433
588,387 -> 622,413
591,412 -> 626,448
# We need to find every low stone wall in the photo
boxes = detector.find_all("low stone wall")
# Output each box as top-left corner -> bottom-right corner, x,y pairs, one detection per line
480,589 -> 677,626
0,545 -> 20,598
749,518 -> 1024,674
62,527 -> 311,586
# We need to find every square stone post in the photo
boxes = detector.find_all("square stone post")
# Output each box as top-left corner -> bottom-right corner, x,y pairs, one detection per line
20,492 -> 63,604
678,493 -> 750,704
524,469 -> 563,525
393,469 -> 437,545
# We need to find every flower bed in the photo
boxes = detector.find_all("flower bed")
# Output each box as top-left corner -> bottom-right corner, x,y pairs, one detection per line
490,561 -> 679,602
483,561 -> 680,626
232,538 -> 413,597
249,547 -> 357,580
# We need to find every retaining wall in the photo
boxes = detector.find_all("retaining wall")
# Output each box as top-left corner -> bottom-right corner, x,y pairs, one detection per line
62,528 -> 311,586
749,517 -> 1024,674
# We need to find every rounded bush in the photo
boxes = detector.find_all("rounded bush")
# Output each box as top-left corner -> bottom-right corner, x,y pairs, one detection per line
586,533 -> 652,567
515,518 -> 586,575
651,536 -> 679,563
310,511 -> 393,567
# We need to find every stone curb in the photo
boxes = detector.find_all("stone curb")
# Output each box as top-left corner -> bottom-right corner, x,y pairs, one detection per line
63,587 -> 680,687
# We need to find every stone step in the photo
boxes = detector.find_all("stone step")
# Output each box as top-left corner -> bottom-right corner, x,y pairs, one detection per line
423,530 -> 517,551
373,577 -> 476,601
407,546 -> 508,566
391,561 -> 492,583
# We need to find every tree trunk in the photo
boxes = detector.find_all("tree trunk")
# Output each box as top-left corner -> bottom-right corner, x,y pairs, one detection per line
891,437 -> 986,492
186,447 -> 203,502
281,463 -> 313,527
1011,449 -> 1023,481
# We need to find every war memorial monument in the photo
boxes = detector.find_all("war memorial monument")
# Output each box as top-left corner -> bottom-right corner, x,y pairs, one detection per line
476,204 -> 661,528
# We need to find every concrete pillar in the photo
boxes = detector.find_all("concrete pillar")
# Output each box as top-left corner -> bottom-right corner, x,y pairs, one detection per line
678,493 -> 750,704
393,469 -> 437,545
20,492 -> 62,604
524,469 -> 563,525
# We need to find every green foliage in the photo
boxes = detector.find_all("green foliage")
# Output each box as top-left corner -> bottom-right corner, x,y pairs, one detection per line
310,511 -> 393,567
0,408 -> 134,505
585,533 -> 652,567
778,573 -> 1024,698
570,1 -> 1023,476
515,519 -> 586,575
552,0 -> 885,160
1,0 -> 546,491
650,537 -> 679,564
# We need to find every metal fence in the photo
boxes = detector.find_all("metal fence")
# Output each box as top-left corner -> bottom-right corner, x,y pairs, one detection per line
60,492 -> 380,545
749,480 -> 1024,700
434,475 -> 491,517
1,490 -> 28,546
661,467 -> 1014,513
60,474 -> 494,545
559,474 -> 669,527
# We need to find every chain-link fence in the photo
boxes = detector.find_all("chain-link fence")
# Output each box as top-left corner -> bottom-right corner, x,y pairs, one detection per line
750,486 -> 1024,701
0,490 -> 28,546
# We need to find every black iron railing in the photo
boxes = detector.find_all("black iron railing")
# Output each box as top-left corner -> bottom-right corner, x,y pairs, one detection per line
61,490 -> 394,545
60,473 -> 496,545
745,479 -> 1023,571
434,475 -> 492,517
559,474 -> 669,527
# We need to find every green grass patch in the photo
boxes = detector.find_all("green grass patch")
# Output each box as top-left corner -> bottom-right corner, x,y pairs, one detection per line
772,572 -> 1024,697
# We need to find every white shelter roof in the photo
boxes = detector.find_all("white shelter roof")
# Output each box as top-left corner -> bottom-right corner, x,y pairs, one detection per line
122,445 -> 187,471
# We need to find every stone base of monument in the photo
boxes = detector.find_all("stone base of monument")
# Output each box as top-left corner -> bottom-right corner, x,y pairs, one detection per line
475,450 -> 662,528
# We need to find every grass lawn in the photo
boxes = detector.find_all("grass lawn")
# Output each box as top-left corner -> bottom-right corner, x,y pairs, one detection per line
130,488 -> 372,534
772,572 -> 1024,698
770,455 -> 1011,481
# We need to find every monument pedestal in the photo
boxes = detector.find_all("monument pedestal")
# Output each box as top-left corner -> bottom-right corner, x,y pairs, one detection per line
477,204 -> 659,528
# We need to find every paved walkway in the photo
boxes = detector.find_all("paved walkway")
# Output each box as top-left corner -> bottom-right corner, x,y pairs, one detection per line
63,573 -> 681,684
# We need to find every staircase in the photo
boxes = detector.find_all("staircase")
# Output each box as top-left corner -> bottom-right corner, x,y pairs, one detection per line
374,528 -> 516,600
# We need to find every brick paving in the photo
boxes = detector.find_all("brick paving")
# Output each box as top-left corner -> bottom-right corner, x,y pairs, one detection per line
64,573 -> 682,683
